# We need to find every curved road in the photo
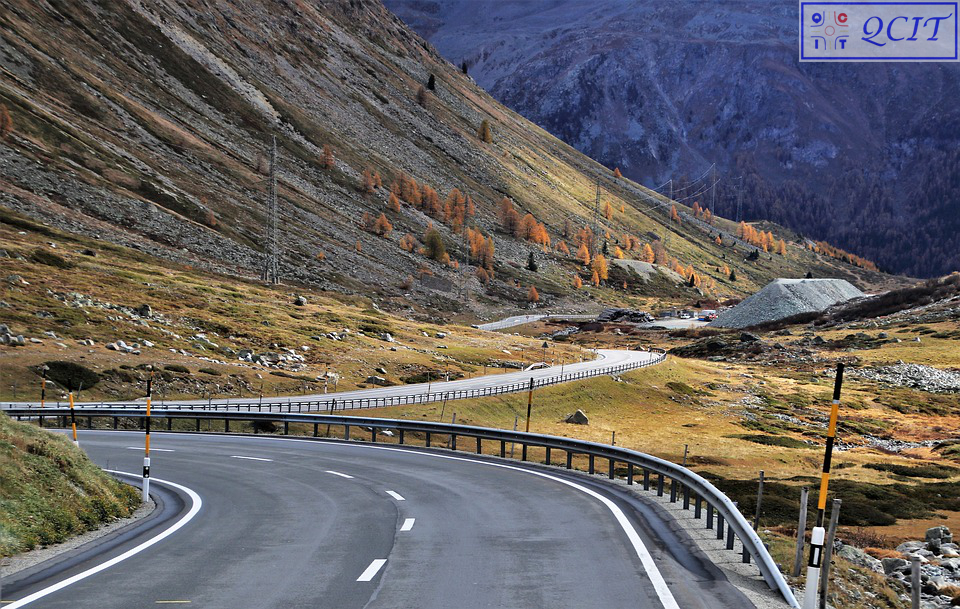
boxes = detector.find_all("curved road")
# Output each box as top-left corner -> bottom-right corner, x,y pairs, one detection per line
3,431 -> 753,608
4,349 -> 661,410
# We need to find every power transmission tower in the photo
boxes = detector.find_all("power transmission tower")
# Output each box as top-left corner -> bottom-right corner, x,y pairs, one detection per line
711,166 -> 716,211
592,177 -> 601,254
261,136 -> 280,284
736,176 -> 743,223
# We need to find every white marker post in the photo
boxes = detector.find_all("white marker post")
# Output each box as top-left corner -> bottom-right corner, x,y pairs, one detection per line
802,363 -> 844,609
142,371 -> 153,503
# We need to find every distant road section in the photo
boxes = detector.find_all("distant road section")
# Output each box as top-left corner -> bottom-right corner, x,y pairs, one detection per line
476,313 -> 596,331
2,349 -> 663,411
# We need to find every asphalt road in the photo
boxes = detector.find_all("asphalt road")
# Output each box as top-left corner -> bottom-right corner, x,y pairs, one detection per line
475,313 -> 596,331
3,349 -> 661,410
3,432 -> 754,609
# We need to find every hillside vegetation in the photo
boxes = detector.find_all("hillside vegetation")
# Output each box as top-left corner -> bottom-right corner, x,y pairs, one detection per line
0,414 -> 139,556
0,0 -> 902,320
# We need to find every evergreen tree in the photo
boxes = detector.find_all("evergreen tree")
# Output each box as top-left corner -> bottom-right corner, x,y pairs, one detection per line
527,251 -> 538,272
806,271 -> 814,279
427,74 -> 436,90
423,227 -> 446,261
729,268 -> 737,281
461,60 -> 468,74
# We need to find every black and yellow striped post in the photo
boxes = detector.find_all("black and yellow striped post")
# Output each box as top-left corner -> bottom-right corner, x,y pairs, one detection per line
142,369 -> 153,504
524,377 -> 535,432
69,391 -> 79,447
802,363 -> 844,609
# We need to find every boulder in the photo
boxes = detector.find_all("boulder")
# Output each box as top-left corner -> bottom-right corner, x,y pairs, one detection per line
564,409 -> 589,425
365,376 -> 390,386
927,526 -> 953,545
293,295 -> 307,307
380,332 -> 395,343
739,332 -> 761,342
881,557 -> 908,575
836,544 -> 883,574
135,304 -> 152,317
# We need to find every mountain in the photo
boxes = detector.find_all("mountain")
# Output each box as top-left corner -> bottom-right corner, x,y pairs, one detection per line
0,0 -> 900,319
384,0 -> 960,278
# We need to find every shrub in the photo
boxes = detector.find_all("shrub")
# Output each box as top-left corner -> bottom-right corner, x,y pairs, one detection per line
864,462 -> 959,479
30,248 -> 74,269
198,368 -> 221,376
251,420 -> 278,434
164,364 -> 190,374
42,361 -> 100,391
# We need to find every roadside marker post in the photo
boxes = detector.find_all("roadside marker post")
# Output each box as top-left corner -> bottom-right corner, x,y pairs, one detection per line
524,377 -> 534,433
142,370 -> 153,504
802,363 -> 844,609
69,392 -> 78,446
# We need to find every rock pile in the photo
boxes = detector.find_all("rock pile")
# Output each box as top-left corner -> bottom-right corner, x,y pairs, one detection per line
597,308 -> 655,324
0,324 -> 26,346
852,363 -> 960,393
875,526 -> 960,608
710,278 -> 863,329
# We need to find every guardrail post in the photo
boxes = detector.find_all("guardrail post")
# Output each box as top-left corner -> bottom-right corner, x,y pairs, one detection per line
670,479 -> 678,503
283,421 -> 289,435
707,504 -> 714,529
113,416 -> 118,430
426,432 -> 431,447
545,447 -> 551,465
476,437 -> 481,454
166,417 -> 172,431
521,444 -> 527,461
717,512 -> 725,539
643,469 -> 650,490
626,463 -> 633,485
313,423 -> 319,437
399,429 -> 405,445
683,486 -> 690,509
195,418 -> 200,432
608,459 -> 615,480
371,428 -> 377,443
588,454 -> 595,474
86,416 -> 92,429
225,418 -> 230,433
695,495 -> 702,518
451,434 -> 456,451
345,425 -> 350,440
500,440 -> 506,458
566,451 -> 573,469
726,503 -> 737,550
657,474 -> 664,496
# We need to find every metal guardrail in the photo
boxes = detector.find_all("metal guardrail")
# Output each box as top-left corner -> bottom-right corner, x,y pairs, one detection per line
5,404 -> 797,607
2,350 -> 667,413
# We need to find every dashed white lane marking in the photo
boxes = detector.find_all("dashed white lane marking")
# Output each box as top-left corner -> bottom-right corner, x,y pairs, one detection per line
4,473 -> 202,609
384,490 -> 405,501
230,455 -> 272,462
356,559 -> 387,582
325,470 -> 354,479
400,518 -> 415,532
127,447 -> 175,452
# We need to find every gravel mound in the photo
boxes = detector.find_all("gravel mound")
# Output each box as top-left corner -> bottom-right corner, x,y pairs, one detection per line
710,278 -> 863,329
852,363 -> 960,393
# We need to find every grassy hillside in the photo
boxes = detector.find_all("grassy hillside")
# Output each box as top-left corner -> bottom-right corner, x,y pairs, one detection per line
0,207 -> 581,402
0,0 -> 903,319
0,414 -> 139,556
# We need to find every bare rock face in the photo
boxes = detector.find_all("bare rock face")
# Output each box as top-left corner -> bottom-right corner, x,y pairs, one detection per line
564,409 -> 589,425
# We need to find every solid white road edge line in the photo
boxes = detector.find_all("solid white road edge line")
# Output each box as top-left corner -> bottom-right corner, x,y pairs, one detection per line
400,518 -> 415,532
126,447 -> 174,452
230,455 -> 272,462
356,559 -> 387,582
5,472 -> 202,609
325,470 -> 354,479
384,490 -> 405,501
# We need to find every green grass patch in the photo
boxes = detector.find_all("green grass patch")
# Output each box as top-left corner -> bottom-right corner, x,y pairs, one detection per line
0,414 -> 139,556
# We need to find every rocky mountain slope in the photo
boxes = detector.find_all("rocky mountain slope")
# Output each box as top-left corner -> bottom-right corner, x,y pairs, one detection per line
0,0 -> 899,320
385,0 -> 960,278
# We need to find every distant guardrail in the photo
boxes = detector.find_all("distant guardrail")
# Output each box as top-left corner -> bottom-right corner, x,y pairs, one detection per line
2,350 -> 666,413
5,395 -> 797,608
